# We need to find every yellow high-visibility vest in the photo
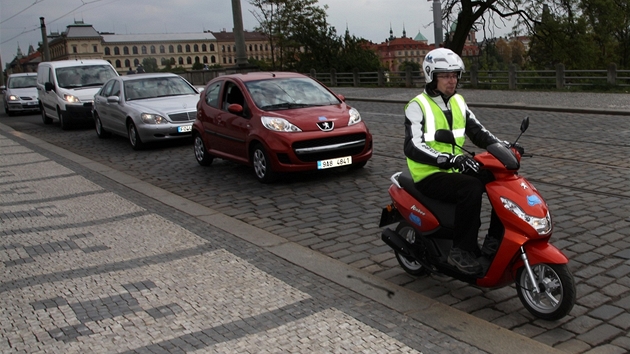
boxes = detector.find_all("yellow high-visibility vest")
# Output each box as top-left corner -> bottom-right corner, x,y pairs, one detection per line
406,92 -> 467,182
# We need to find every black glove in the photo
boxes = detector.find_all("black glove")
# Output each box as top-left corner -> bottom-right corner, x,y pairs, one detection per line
450,154 -> 480,174
512,142 -> 525,155
503,140 -> 525,155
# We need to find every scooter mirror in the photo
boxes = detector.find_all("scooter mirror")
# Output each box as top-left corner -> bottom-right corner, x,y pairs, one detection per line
435,129 -> 456,145
520,117 -> 529,133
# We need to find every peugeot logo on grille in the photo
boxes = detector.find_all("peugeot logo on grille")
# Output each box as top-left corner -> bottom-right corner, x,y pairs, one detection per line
317,121 -> 334,131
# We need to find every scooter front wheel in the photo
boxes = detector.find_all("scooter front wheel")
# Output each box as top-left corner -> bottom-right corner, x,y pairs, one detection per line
395,222 -> 427,276
516,263 -> 575,320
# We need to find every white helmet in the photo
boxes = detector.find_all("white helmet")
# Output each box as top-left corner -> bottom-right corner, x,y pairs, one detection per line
422,48 -> 465,84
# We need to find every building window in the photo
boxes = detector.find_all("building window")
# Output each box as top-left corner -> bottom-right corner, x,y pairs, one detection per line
169,45 -> 174,53
115,60 -> 121,68
133,46 -> 138,55
142,46 -> 147,54
194,44 -> 199,52
185,44 -> 190,52
210,44 -> 215,51
187,57 -> 192,64
227,46 -> 231,53
125,59 -> 131,67
160,45 -> 165,54
223,57 -> 226,64
161,58 -> 167,65
72,46 -> 77,53
105,47 -> 111,55
222,45 -> 225,52
202,44 -> 207,52
134,59 -> 140,66
93,45 -> 98,53
211,55 -> 216,64
177,45 -> 183,53
203,56 -> 208,64
179,57 -> 184,65
249,44 -> 252,51
124,46 -> 129,55
114,47 -> 120,55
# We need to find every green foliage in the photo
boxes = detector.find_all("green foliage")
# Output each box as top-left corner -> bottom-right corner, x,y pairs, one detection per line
249,0 -> 381,72
399,60 -> 420,72
192,62 -> 204,70
141,58 -> 159,73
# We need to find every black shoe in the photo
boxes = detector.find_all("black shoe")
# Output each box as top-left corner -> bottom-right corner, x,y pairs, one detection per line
448,248 -> 482,275
481,236 -> 500,257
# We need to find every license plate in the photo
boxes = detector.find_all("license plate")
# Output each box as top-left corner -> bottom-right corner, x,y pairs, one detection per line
178,125 -> 192,133
317,156 -> 352,169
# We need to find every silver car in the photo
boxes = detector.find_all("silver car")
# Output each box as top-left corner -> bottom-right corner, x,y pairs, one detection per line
93,73 -> 199,149
3,73 -> 40,116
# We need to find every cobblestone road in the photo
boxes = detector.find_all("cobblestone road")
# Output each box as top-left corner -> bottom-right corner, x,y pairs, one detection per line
1,125 -> 495,353
1,88 -> 629,353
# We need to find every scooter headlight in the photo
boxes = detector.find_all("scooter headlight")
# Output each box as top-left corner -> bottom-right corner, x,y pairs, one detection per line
501,197 -> 552,235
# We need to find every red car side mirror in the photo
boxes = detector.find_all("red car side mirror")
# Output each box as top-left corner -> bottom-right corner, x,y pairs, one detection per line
228,103 -> 243,115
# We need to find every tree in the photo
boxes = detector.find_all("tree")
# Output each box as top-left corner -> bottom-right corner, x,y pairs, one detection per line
441,0 -> 543,55
141,58 -> 159,73
528,2 -> 600,69
249,0 -> 328,70
580,0 -> 630,68
249,0 -> 381,72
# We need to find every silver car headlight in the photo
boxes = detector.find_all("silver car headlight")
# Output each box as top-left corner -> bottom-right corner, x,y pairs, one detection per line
501,197 -> 552,235
141,113 -> 169,124
63,94 -> 80,103
348,107 -> 362,126
261,116 -> 301,132
7,95 -> 19,101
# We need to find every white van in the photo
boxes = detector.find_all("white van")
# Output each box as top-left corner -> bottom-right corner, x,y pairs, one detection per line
37,59 -> 119,129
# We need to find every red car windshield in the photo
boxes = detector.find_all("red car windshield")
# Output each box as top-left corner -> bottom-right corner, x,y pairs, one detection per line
245,77 -> 340,110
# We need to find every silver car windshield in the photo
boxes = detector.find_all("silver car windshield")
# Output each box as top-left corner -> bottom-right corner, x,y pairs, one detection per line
8,76 -> 37,88
56,65 -> 118,89
245,77 -> 340,110
124,77 -> 198,101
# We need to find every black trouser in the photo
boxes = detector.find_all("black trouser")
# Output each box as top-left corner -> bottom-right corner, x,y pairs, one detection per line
415,171 -> 492,253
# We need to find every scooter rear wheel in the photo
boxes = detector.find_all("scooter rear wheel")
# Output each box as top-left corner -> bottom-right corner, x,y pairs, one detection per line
395,222 -> 428,276
516,263 -> 575,320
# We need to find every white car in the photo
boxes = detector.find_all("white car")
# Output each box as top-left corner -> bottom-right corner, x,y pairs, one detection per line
93,73 -> 200,150
3,73 -> 40,116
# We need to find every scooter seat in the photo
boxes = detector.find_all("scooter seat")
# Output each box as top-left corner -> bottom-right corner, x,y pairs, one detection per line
398,170 -> 456,229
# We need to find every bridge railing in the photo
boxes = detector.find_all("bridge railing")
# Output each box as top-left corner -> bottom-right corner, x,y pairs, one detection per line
181,63 -> 630,91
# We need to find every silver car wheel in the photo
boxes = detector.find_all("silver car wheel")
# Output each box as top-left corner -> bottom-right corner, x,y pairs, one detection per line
253,148 -> 267,179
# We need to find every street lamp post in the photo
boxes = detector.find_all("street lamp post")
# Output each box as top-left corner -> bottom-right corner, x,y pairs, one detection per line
40,17 -> 51,62
431,0 -> 443,46
231,0 -> 248,67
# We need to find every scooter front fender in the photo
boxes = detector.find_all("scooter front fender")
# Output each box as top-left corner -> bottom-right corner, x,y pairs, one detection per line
511,240 -> 569,275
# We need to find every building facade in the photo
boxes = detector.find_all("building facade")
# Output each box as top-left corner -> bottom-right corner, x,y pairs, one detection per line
369,27 -> 434,72
43,21 -> 271,73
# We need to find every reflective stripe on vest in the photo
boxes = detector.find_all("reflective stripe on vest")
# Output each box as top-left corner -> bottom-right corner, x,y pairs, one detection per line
406,93 -> 467,182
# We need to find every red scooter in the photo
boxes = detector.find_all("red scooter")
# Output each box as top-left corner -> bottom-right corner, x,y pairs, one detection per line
379,117 -> 575,320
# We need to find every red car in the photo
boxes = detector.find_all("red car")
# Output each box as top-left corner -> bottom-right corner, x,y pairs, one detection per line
193,72 -> 373,182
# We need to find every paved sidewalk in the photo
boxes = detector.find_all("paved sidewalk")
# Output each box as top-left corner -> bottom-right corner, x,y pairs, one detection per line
335,87 -> 630,115
0,124 -> 565,353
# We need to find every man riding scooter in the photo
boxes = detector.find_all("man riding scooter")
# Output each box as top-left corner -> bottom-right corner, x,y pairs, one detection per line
404,48 -> 501,275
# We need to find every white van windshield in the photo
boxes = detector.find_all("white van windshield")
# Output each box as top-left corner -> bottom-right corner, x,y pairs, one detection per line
56,65 -> 118,88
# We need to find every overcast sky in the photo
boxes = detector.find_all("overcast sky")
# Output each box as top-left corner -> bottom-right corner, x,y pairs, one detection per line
1,0 -> 512,67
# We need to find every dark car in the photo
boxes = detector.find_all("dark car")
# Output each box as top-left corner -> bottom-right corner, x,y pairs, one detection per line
192,72 -> 373,182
